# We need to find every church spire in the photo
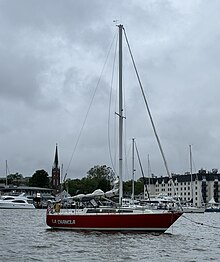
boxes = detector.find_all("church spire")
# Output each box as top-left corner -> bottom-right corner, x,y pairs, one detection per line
52,143 -> 60,190
53,143 -> 59,168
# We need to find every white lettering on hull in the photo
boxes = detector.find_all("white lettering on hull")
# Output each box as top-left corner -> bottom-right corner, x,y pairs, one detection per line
52,219 -> 75,225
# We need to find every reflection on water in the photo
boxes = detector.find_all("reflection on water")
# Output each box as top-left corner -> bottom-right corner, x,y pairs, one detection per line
0,209 -> 220,261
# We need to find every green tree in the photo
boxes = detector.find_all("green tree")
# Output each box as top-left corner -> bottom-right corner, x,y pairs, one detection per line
123,180 -> 132,196
66,165 -> 116,196
123,179 -> 144,196
65,178 -> 84,196
135,180 -> 144,195
29,169 -> 50,188
86,165 -> 115,192
7,173 -> 23,186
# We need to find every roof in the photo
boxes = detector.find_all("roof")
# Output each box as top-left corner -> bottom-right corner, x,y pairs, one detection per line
0,186 -> 53,192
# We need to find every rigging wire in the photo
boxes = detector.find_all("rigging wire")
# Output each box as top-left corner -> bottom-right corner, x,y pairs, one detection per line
134,141 -> 150,200
123,27 -> 178,198
124,140 -> 132,181
107,30 -> 118,177
65,31 -> 118,178
123,28 -> 170,179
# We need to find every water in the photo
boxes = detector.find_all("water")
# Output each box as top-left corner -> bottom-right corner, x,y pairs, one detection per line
0,209 -> 220,262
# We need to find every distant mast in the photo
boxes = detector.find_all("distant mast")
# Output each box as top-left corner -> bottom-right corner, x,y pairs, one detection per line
189,145 -> 193,205
5,160 -> 8,186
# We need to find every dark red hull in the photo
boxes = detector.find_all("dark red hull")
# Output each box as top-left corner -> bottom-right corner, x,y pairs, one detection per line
46,211 -> 182,232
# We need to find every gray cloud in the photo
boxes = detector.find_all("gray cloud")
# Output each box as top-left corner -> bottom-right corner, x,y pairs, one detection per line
0,0 -> 220,180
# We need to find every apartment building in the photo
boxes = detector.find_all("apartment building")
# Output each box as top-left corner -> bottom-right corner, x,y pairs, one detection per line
144,169 -> 219,206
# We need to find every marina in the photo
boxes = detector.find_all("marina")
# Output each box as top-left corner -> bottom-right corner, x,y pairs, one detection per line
1,1 -> 220,261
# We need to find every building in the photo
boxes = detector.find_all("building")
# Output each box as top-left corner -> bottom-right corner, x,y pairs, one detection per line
0,185 -> 53,196
144,169 -> 220,206
51,144 -> 60,190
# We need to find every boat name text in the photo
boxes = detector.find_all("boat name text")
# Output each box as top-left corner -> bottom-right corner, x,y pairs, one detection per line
52,219 -> 75,224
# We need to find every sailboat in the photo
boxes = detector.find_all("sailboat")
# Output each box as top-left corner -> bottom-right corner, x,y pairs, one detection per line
181,145 -> 205,213
46,24 -> 183,232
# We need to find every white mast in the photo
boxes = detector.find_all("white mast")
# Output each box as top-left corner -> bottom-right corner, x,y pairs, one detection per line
147,154 -> 151,196
189,145 -> 193,205
5,160 -> 8,186
131,138 -> 135,204
118,24 -> 123,205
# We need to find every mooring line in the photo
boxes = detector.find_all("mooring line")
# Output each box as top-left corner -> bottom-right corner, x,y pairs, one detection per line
182,214 -> 220,229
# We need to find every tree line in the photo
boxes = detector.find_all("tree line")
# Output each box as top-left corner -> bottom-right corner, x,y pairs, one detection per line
2,165 -> 145,196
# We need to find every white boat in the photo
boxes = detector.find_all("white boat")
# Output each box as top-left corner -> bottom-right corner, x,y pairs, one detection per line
182,205 -> 205,213
0,193 -> 35,209
183,145 -> 205,213
141,194 -> 205,213
205,197 -> 220,212
205,206 -> 220,212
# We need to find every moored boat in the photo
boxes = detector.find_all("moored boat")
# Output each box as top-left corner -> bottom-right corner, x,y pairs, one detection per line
205,206 -> 220,212
182,206 -> 205,213
46,24 -> 183,232
205,197 -> 220,212
140,194 -> 205,213
46,206 -> 182,232
0,193 -> 35,209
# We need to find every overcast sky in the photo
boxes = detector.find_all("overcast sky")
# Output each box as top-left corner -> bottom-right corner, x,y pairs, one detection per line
1,0 -> 220,180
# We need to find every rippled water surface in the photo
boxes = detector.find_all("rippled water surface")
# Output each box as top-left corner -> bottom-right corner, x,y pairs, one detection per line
0,209 -> 220,261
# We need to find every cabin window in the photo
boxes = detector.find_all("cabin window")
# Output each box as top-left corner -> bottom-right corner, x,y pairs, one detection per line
3,197 -> 14,200
12,200 -> 26,203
